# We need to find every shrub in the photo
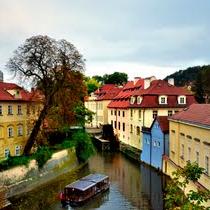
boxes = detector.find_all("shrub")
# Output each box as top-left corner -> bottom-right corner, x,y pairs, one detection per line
71,131 -> 95,162
0,156 -> 31,171
33,146 -> 52,168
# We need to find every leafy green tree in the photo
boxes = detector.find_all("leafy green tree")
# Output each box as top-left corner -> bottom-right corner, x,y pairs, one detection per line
71,131 -> 95,162
74,102 -> 94,126
103,72 -> 128,85
6,35 -> 84,155
193,71 -> 205,103
165,162 -> 210,210
85,77 -> 101,94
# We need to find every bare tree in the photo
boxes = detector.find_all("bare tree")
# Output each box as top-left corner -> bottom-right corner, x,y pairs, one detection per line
6,35 -> 85,155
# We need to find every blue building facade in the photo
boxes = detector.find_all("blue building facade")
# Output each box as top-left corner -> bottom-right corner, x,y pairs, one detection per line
141,116 -> 169,170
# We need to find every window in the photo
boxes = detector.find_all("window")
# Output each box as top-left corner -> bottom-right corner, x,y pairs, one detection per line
130,109 -> 133,118
157,141 -> 161,147
118,111 -> 120,116
159,96 -> 167,104
123,123 -> 125,132
8,105 -> 13,115
137,96 -> 142,104
205,156 -> 209,175
171,130 -> 175,133
118,122 -> 120,130
181,144 -> 184,159
17,105 -> 22,115
138,110 -> 141,119
178,95 -> 186,104
153,111 -> 158,119
130,124 -> 133,133
168,110 -> 173,116
0,105 -> 2,115
153,141 -> 156,147
17,125 -> 23,136
15,146 -> 21,156
111,120 -> 113,126
114,110 -> 117,116
5,148 -> 10,158
196,151 -> 199,164
136,126 -> 140,135
130,97 -> 135,104
111,110 -> 113,115
122,111 -> 125,117
186,135 -> 192,140
8,127 -> 13,137
114,121 -> 117,129
188,147 -> 191,161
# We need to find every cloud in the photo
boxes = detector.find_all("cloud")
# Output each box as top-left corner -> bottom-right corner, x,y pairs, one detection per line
0,0 -> 210,82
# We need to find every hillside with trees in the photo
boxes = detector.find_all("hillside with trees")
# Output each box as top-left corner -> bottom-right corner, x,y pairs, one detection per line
165,65 -> 210,103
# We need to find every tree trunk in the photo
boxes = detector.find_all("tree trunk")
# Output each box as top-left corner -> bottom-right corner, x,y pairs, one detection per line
23,97 -> 51,155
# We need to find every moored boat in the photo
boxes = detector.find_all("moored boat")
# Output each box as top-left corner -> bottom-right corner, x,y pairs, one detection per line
59,173 -> 110,207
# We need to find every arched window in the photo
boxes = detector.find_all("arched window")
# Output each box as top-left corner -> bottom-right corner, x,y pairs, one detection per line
130,97 -> 136,104
15,145 -> 21,156
137,96 -> 142,104
7,126 -> 14,138
17,124 -> 23,136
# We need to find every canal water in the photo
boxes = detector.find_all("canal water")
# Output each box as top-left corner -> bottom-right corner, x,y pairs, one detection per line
9,152 -> 168,210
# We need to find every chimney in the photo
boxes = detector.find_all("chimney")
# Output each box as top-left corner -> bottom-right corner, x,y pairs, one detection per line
134,77 -> 141,85
168,78 -> 174,86
144,76 -> 156,89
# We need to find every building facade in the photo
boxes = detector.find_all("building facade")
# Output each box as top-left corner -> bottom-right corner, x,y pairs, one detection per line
0,82 -> 39,159
85,84 -> 121,128
108,77 -> 196,154
163,104 -> 210,195
141,116 -> 169,169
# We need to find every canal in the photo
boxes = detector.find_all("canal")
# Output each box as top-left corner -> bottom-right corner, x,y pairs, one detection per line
9,152 -> 168,210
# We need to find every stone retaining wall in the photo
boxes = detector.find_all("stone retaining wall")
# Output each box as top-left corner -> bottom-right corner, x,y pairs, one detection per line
0,148 -> 78,198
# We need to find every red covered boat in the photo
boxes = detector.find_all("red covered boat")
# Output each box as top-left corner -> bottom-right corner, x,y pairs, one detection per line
59,173 -> 110,207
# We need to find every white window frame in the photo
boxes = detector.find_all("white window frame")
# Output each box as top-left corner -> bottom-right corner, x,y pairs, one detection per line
159,95 -> 167,105
8,127 -> 13,137
5,148 -> 10,158
178,95 -> 186,104
137,96 -> 142,104
130,97 -> 135,104
8,105 -> 13,115
17,105 -> 22,115
15,145 -> 21,156
17,125 -> 23,136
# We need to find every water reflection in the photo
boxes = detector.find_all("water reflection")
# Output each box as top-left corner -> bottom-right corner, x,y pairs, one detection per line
9,152 -> 167,210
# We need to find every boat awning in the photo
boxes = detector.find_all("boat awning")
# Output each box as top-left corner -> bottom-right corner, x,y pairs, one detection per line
81,173 -> 109,184
65,174 -> 109,191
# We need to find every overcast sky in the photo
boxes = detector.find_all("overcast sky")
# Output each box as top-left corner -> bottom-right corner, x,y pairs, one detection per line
0,0 -> 210,82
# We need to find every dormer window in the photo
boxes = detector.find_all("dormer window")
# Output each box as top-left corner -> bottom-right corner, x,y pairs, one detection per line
159,95 -> 167,104
137,96 -> 142,104
130,97 -> 136,104
178,95 -> 186,104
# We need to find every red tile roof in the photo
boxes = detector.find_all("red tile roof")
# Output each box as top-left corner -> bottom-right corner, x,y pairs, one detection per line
156,116 -> 169,133
130,80 -> 196,108
108,78 -> 144,108
95,84 -> 122,101
0,82 -> 39,102
169,104 -> 210,127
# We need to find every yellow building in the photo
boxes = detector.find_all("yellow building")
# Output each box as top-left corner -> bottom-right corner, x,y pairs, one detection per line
0,82 -> 39,159
85,84 -> 121,128
163,104 -> 210,199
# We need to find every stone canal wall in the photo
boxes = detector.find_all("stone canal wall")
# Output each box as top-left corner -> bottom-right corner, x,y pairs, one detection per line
0,148 -> 79,198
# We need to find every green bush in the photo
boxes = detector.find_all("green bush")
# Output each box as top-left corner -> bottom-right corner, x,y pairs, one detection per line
33,146 -> 53,168
71,131 -> 95,162
0,156 -> 31,171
